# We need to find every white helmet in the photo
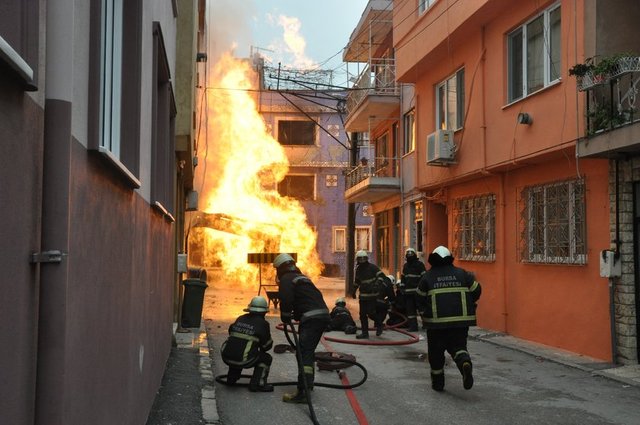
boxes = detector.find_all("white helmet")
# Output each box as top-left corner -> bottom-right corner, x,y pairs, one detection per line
355,250 -> 368,263
432,246 -> 452,258
273,253 -> 295,268
244,296 -> 269,313
335,297 -> 346,306
387,275 -> 396,285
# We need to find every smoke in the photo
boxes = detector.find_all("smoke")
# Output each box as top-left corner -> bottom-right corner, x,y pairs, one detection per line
207,0 -> 255,64
275,15 -> 315,69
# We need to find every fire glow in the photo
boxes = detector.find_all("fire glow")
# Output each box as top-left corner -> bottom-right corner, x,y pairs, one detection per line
191,52 -> 322,286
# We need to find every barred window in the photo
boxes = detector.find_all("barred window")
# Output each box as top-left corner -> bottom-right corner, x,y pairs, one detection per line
519,178 -> 586,264
453,194 -> 496,261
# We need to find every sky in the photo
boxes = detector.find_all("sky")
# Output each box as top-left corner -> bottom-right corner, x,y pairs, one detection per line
208,0 -> 370,87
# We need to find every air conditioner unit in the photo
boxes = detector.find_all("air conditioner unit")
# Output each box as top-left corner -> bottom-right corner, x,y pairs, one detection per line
426,129 -> 456,165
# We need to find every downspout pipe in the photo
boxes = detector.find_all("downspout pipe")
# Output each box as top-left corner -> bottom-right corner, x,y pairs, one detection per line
35,0 -> 74,424
611,159 -> 620,364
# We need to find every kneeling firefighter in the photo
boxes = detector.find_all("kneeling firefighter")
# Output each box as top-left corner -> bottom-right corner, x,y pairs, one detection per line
220,296 -> 274,392
273,253 -> 330,403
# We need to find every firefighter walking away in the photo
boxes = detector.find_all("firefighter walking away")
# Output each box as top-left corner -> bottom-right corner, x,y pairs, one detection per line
417,246 -> 481,391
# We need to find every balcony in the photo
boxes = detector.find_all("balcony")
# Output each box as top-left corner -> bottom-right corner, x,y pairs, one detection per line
344,159 -> 400,203
576,66 -> 640,158
344,58 -> 400,132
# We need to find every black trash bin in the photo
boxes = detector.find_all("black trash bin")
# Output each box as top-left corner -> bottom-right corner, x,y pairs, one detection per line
181,277 -> 208,328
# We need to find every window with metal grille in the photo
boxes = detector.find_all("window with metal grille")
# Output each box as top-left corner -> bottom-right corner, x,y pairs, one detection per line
518,178 -> 586,264
453,194 -> 496,261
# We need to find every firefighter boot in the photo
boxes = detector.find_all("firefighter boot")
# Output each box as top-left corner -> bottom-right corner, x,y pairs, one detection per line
226,367 -> 242,386
248,363 -> 274,392
431,370 -> 445,392
356,318 -> 369,339
454,351 -> 473,390
282,388 -> 308,403
461,361 -> 473,390
376,322 -> 383,336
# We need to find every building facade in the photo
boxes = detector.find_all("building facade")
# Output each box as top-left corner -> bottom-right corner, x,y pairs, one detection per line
0,1 -> 203,424
343,0 -> 638,363
256,73 -> 373,278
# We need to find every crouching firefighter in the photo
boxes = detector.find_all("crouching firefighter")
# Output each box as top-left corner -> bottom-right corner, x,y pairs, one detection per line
273,253 -> 331,403
417,246 -> 481,392
220,296 -> 274,392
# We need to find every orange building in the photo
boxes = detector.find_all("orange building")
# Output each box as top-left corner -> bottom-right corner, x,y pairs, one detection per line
344,0 -> 640,364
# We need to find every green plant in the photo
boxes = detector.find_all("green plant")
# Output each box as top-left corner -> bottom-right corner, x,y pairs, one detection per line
569,59 -> 594,77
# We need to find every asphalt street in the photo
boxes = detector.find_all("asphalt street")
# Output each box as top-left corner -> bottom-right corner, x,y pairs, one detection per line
202,274 -> 640,425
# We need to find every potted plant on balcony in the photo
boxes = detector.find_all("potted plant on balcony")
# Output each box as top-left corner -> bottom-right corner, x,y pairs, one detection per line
569,57 -> 597,90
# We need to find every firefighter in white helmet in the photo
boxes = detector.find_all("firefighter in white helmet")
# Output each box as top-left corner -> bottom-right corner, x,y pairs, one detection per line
272,253 -> 330,404
351,250 -> 387,338
417,246 -> 482,392
220,296 -> 274,392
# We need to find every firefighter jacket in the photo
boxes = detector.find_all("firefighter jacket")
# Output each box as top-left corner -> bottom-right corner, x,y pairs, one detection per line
278,269 -> 329,324
416,264 -> 481,329
377,275 -> 396,304
328,305 -> 356,330
401,258 -> 426,294
353,262 -> 386,299
221,313 -> 273,368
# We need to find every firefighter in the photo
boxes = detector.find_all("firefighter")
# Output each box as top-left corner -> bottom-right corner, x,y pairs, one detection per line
417,246 -> 482,392
375,274 -> 396,331
220,296 -> 274,392
351,250 -> 386,338
273,253 -> 330,404
327,297 -> 357,334
400,247 -> 427,332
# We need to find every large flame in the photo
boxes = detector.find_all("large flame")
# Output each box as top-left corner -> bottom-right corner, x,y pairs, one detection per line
192,52 -> 323,287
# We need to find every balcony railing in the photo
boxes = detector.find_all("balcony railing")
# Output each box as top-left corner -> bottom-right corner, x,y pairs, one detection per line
345,157 -> 398,190
583,71 -> 640,136
346,58 -> 399,116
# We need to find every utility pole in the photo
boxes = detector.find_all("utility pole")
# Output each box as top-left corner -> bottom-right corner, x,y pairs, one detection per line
346,132 -> 359,296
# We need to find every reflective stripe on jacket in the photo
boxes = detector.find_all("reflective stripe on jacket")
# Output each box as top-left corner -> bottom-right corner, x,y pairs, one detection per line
416,264 -> 481,329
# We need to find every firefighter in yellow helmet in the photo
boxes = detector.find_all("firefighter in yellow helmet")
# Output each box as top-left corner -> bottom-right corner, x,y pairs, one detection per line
272,253 -> 330,404
417,246 -> 481,392
220,296 -> 274,392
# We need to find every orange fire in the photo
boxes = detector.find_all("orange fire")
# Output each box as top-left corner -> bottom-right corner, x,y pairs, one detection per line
191,52 -> 322,287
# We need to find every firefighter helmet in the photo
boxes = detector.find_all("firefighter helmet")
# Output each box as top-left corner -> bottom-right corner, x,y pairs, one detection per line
273,253 -> 295,269
244,296 -> 269,313
405,247 -> 417,260
335,297 -> 346,306
387,275 -> 396,286
432,246 -> 452,258
355,250 -> 368,263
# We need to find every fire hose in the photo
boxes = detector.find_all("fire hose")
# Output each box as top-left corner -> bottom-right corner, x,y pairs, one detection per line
215,321 -> 369,425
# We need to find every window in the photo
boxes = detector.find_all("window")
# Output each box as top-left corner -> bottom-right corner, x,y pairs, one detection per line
507,4 -> 561,102
436,68 -> 465,130
151,23 -> 176,217
376,211 -> 390,269
99,0 -> 124,158
277,175 -> 315,200
333,226 -> 371,252
375,133 -> 389,175
92,0 -> 142,182
453,194 -> 496,261
277,119 -> 316,146
0,1 -> 39,89
355,227 -> 372,251
403,109 -> 415,155
519,178 -> 586,264
414,201 -> 423,253
419,0 -> 436,14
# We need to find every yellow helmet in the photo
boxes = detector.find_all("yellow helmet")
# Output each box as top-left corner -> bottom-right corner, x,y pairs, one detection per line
244,296 -> 269,313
